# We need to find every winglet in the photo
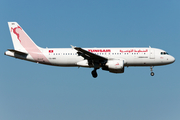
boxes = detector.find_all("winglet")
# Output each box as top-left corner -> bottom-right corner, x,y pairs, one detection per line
70,45 -> 76,49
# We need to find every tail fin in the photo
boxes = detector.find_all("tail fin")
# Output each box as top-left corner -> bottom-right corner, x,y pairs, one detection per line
8,22 -> 40,53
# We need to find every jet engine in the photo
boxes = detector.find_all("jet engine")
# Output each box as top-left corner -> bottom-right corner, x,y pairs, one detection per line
102,60 -> 124,73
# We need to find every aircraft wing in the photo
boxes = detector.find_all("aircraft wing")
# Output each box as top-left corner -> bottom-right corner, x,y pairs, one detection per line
71,45 -> 107,61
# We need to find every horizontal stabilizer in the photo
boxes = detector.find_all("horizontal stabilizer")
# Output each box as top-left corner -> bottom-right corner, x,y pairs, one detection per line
7,49 -> 28,55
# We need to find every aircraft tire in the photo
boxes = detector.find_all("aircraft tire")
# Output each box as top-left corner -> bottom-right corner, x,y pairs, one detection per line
150,72 -> 154,76
92,70 -> 98,78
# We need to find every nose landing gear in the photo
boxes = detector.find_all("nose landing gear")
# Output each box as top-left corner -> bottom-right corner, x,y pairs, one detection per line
150,66 -> 154,76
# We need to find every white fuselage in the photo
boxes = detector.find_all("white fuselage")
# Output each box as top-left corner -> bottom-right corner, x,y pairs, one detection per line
5,47 -> 174,67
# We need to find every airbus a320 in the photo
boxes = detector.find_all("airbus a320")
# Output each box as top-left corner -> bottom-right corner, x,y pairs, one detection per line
5,22 -> 175,78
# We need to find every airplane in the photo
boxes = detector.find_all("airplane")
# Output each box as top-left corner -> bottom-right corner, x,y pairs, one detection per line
5,22 -> 175,78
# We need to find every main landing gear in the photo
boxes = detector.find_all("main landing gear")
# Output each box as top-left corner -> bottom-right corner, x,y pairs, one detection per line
150,66 -> 154,76
91,69 -> 98,78
91,62 -> 100,78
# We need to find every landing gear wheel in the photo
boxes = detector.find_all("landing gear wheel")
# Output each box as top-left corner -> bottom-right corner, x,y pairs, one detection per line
150,66 -> 154,76
91,70 -> 98,78
151,72 -> 154,76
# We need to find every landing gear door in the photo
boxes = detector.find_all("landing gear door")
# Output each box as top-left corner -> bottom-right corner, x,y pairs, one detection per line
150,49 -> 155,59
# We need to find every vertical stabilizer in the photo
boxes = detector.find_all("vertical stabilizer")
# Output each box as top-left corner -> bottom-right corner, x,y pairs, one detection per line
7,22 -> 50,63
8,22 -> 40,53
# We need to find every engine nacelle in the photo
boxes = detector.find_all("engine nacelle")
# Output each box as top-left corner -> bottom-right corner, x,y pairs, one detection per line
103,60 -> 124,73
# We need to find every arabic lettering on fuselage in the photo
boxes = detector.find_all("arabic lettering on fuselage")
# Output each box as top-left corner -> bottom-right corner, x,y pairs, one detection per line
119,49 -> 148,53
88,49 -> 148,53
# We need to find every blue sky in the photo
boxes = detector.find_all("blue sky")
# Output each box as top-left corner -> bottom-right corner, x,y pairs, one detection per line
0,0 -> 180,120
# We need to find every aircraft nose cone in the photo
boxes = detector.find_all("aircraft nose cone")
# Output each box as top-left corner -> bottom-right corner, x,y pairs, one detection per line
172,56 -> 175,62
170,56 -> 175,63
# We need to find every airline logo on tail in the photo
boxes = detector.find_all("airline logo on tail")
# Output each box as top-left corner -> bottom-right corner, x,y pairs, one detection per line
11,26 -> 22,43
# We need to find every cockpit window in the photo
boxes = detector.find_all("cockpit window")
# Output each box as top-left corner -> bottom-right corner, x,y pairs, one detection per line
161,52 -> 169,55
